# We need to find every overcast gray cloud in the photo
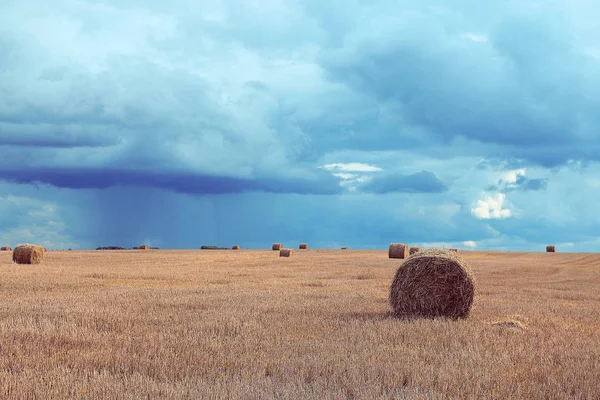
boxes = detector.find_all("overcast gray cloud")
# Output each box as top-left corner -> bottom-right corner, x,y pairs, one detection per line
1,0 -> 600,250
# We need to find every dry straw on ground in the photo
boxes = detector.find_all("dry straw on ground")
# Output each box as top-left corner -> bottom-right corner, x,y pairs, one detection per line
546,245 -> 556,253
491,318 -> 527,331
1,250 -> 600,398
299,243 -> 308,250
272,243 -> 283,251
139,244 -> 149,250
12,244 -> 45,265
388,243 -> 408,259
389,249 -> 475,319
0,246 -> 11,251
232,245 -> 240,250
279,249 -> 294,257
409,246 -> 421,256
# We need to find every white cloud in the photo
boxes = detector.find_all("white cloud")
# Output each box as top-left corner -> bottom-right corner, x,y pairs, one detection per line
471,193 -> 512,219
463,240 -> 477,248
332,172 -> 356,180
321,162 -> 383,172
335,173 -> 373,192
502,168 -> 526,185
322,162 -> 382,191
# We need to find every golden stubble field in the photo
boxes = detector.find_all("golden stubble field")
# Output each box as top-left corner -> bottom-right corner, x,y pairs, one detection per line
0,249 -> 599,399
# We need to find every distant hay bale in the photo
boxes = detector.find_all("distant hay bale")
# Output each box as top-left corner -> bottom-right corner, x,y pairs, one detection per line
272,243 -> 283,251
341,247 -> 348,250
409,246 -> 421,256
388,243 -> 408,259
299,243 -> 308,250
546,245 -> 556,253
389,249 -> 475,320
139,244 -> 149,250
12,244 -> 45,265
232,245 -> 240,250
0,246 -> 11,251
449,248 -> 459,253
280,249 -> 294,257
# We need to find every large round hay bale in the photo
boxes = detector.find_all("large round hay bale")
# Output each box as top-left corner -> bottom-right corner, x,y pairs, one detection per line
299,243 -> 308,250
389,249 -> 475,320
546,245 -> 556,253
12,244 -> 45,265
272,243 -> 283,251
280,249 -> 294,257
139,244 -> 149,250
232,245 -> 240,250
409,246 -> 421,255
0,246 -> 11,251
388,243 -> 408,259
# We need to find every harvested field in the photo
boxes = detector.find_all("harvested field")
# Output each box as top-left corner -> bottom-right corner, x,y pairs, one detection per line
0,249 -> 599,399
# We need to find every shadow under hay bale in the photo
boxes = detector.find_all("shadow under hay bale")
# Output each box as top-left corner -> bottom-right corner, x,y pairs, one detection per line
409,246 -> 421,256
232,245 -> 240,250
272,243 -> 283,251
299,243 -> 308,250
12,244 -> 45,265
546,245 -> 556,252
389,249 -> 475,320
0,246 -> 11,251
389,243 -> 408,259
280,249 -> 294,257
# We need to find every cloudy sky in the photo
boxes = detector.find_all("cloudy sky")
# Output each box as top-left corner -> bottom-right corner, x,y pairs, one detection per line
1,0 -> 599,251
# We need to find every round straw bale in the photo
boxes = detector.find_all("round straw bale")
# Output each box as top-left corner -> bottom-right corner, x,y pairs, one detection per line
389,249 -> 475,320
280,249 -> 294,257
448,248 -> 459,253
409,246 -> 421,256
12,244 -> 45,265
341,247 -> 348,250
388,243 -> 408,259
0,246 -> 11,251
272,243 -> 283,251
546,245 -> 556,253
232,245 -> 240,250
139,244 -> 149,250
299,243 -> 308,250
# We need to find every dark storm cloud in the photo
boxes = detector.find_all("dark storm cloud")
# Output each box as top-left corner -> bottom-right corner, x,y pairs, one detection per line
0,167 -> 341,195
